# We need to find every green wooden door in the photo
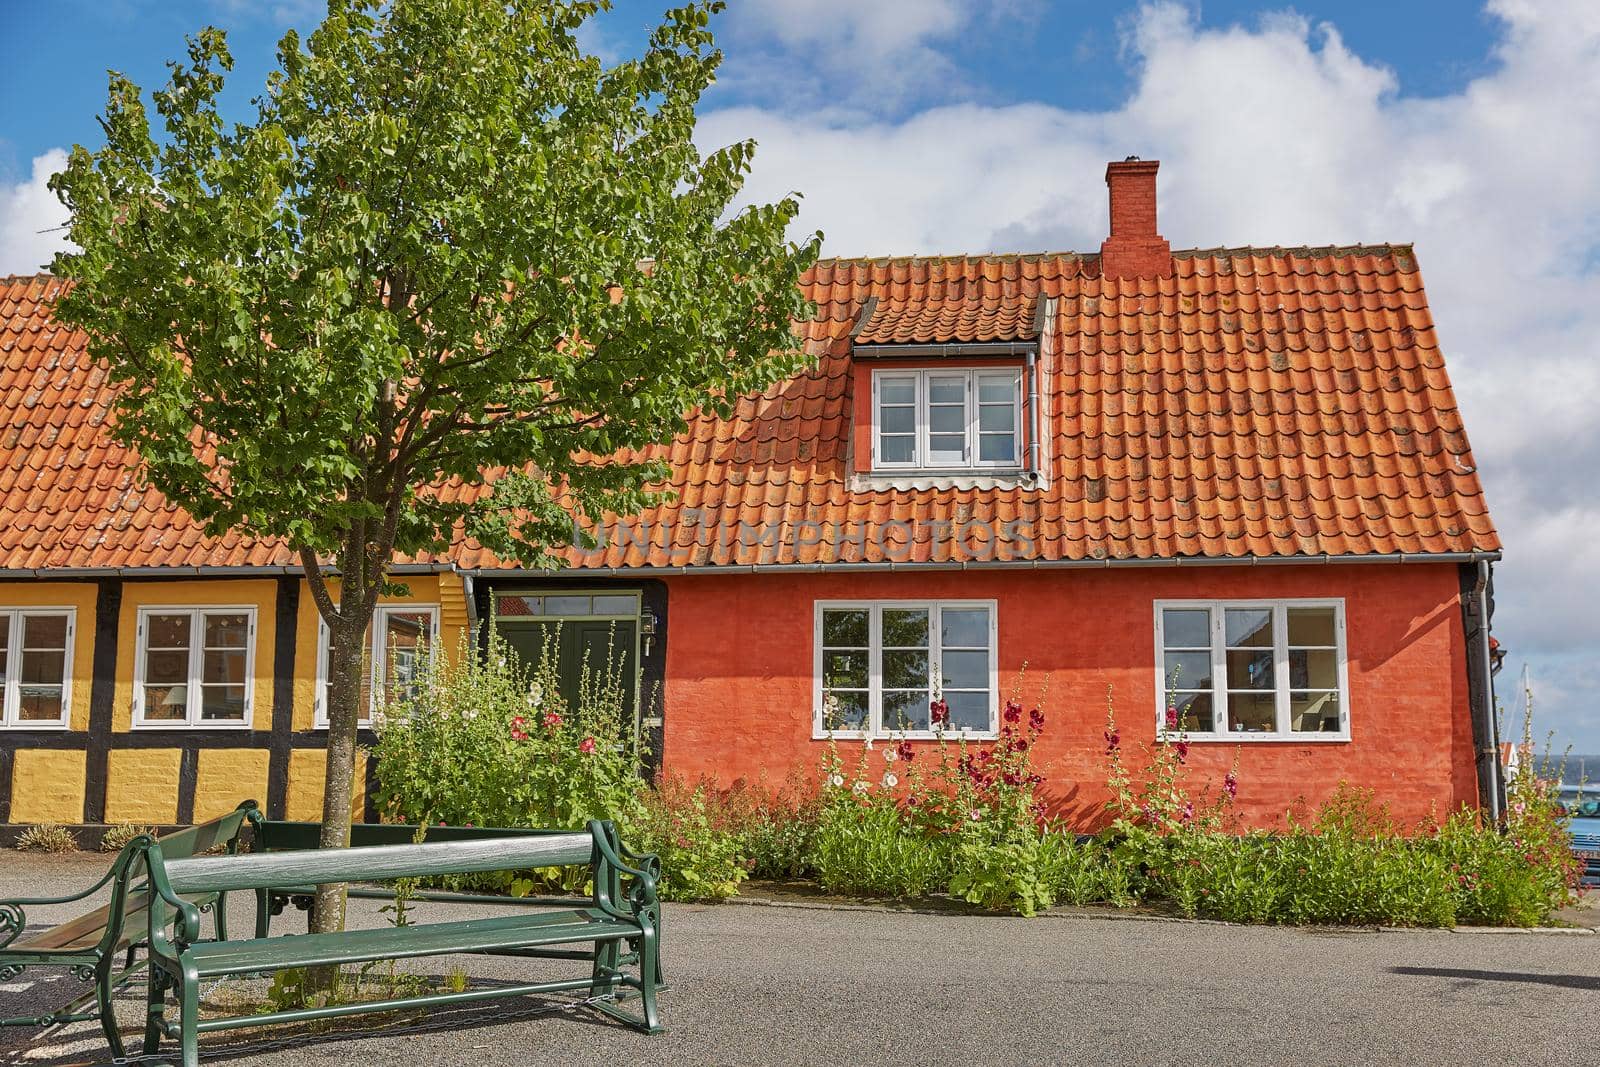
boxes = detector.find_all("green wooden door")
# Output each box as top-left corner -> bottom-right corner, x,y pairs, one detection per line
497,618 -> 638,730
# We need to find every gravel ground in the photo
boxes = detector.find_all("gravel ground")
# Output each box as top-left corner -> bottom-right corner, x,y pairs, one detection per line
2,851 -> 1598,1067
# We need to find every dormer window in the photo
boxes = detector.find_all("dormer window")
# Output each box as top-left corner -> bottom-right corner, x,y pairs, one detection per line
872,368 -> 1022,472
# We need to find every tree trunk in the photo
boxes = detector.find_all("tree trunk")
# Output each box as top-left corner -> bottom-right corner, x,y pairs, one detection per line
310,619 -> 367,939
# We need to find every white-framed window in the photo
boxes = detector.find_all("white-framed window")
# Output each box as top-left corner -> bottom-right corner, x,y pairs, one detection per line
133,607 -> 256,729
872,368 -> 1022,471
314,604 -> 440,727
0,608 -> 75,729
1154,600 -> 1349,741
814,600 -> 997,739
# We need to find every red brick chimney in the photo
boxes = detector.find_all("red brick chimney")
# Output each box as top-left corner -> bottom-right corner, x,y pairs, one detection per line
1099,157 -> 1172,281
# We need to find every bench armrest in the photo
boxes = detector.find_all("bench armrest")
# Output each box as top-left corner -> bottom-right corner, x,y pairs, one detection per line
588,820 -> 659,920
141,843 -> 204,952
0,833 -> 156,949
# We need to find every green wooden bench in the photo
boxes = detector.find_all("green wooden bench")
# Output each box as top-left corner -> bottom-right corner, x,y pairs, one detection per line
0,801 -> 257,1060
137,818 -> 663,1067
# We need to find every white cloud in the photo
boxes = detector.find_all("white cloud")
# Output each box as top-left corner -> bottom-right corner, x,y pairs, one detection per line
702,0 -> 1600,747
0,149 -> 71,276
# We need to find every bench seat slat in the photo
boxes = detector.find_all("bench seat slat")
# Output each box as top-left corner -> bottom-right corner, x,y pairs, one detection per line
163,834 -> 595,894
183,910 -> 637,976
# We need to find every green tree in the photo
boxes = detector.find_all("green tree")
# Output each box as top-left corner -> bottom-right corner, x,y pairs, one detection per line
48,0 -> 816,936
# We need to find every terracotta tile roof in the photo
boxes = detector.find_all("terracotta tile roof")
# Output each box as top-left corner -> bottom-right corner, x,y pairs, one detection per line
0,247 -> 1499,573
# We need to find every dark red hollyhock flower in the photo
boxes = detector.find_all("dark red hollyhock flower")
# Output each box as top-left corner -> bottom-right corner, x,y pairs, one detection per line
1003,700 -> 1022,724
1029,708 -> 1045,730
1223,771 -> 1239,798
1013,738 -> 1029,752
1174,741 -> 1189,764
896,741 -> 915,763
579,736 -> 597,755
930,699 -> 950,725
977,749 -> 993,764
1104,728 -> 1120,754
1003,772 -> 1020,787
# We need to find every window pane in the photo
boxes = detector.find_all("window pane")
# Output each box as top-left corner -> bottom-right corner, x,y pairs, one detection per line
1162,609 -> 1210,648
977,403 -> 1014,432
884,689 -> 931,732
941,649 -> 988,690
543,595 -> 592,616
1225,608 -> 1273,647
928,377 -> 964,405
145,649 -> 189,686
1171,691 -> 1214,732
978,375 -> 1017,404
823,690 -> 867,730
978,434 -> 1016,463
929,404 -> 965,434
200,685 -> 247,721
1289,648 -> 1338,690
940,608 -> 988,648
590,595 -> 638,615
824,650 -> 868,690
1226,691 -> 1276,733
21,615 -> 67,649
880,435 -> 914,463
146,613 -> 191,649
823,609 -> 869,648
496,595 -> 543,616
881,608 -> 928,648
1287,607 -> 1336,646
878,377 -> 915,405
929,433 -> 965,460
1162,651 -> 1212,691
1226,649 -> 1275,690
203,649 -> 246,685
945,690 -> 990,731
17,686 -> 62,722
0,647 -> 8,686
20,649 -> 63,685
1291,692 -> 1341,732
203,613 -> 249,649
879,405 -> 915,435
883,649 -> 928,689
143,684 -> 187,721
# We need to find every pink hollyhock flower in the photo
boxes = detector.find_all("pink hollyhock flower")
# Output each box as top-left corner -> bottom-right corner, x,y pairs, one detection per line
543,711 -> 563,729
579,736 -> 596,755
1003,700 -> 1022,724
1165,706 -> 1179,730
1223,771 -> 1238,798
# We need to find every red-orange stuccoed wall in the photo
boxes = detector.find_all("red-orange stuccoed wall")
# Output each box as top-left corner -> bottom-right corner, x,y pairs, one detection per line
659,562 -> 1479,829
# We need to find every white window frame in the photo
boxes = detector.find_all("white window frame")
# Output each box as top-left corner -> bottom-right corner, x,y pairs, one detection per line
1153,599 -> 1351,742
132,605 -> 257,730
314,603 -> 441,728
871,368 -> 1023,472
813,599 -> 999,740
0,608 -> 76,729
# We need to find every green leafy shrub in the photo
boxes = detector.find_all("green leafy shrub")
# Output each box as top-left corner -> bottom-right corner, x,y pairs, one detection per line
632,775 -> 749,901
716,774 -> 821,881
809,788 -> 952,898
1039,833 -> 1141,907
16,824 -> 78,853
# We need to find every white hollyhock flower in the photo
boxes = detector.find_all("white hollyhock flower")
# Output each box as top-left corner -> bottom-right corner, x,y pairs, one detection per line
882,773 -> 898,788
829,774 -> 845,788
852,780 -> 869,795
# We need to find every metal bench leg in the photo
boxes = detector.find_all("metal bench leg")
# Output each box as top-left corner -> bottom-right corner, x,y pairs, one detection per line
213,894 -> 229,941
590,937 -> 620,1000
179,964 -> 201,1067
254,889 -> 271,939
635,924 -> 663,1034
143,969 -> 165,1056
94,956 -> 126,1062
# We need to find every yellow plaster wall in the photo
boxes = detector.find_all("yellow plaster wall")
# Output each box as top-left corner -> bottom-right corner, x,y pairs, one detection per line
292,574 -> 468,731
0,582 -> 98,730
10,749 -> 87,824
285,748 -> 368,822
104,749 -> 183,823
193,749 -> 270,822
114,580 -> 278,733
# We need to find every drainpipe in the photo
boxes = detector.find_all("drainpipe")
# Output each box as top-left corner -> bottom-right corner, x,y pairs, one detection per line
1470,560 -> 1504,824
1025,345 -> 1040,479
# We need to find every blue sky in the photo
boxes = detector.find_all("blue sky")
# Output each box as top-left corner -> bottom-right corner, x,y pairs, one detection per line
2,1 -> 1597,753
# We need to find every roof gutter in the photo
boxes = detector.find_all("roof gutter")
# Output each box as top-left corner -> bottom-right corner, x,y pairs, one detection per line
460,550 -> 1502,579
0,563 -> 456,579
851,341 -> 1039,358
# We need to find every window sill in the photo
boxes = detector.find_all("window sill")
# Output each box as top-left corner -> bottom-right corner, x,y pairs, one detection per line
812,730 -> 999,743
1182,733 -> 1351,743
130,720 -> 254,731
0,722 -> 72,731
849,470 -> 1036,493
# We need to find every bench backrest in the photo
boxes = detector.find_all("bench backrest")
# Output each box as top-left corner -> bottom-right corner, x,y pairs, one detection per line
251,820 -> 574,853
159,830 -> 596,894
157,801 -> 257,860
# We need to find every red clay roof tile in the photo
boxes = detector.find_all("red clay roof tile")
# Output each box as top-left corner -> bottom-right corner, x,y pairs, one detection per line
0,248 -> 1498,572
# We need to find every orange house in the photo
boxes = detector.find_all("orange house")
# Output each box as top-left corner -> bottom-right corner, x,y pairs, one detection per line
0,159 -> 1502,838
